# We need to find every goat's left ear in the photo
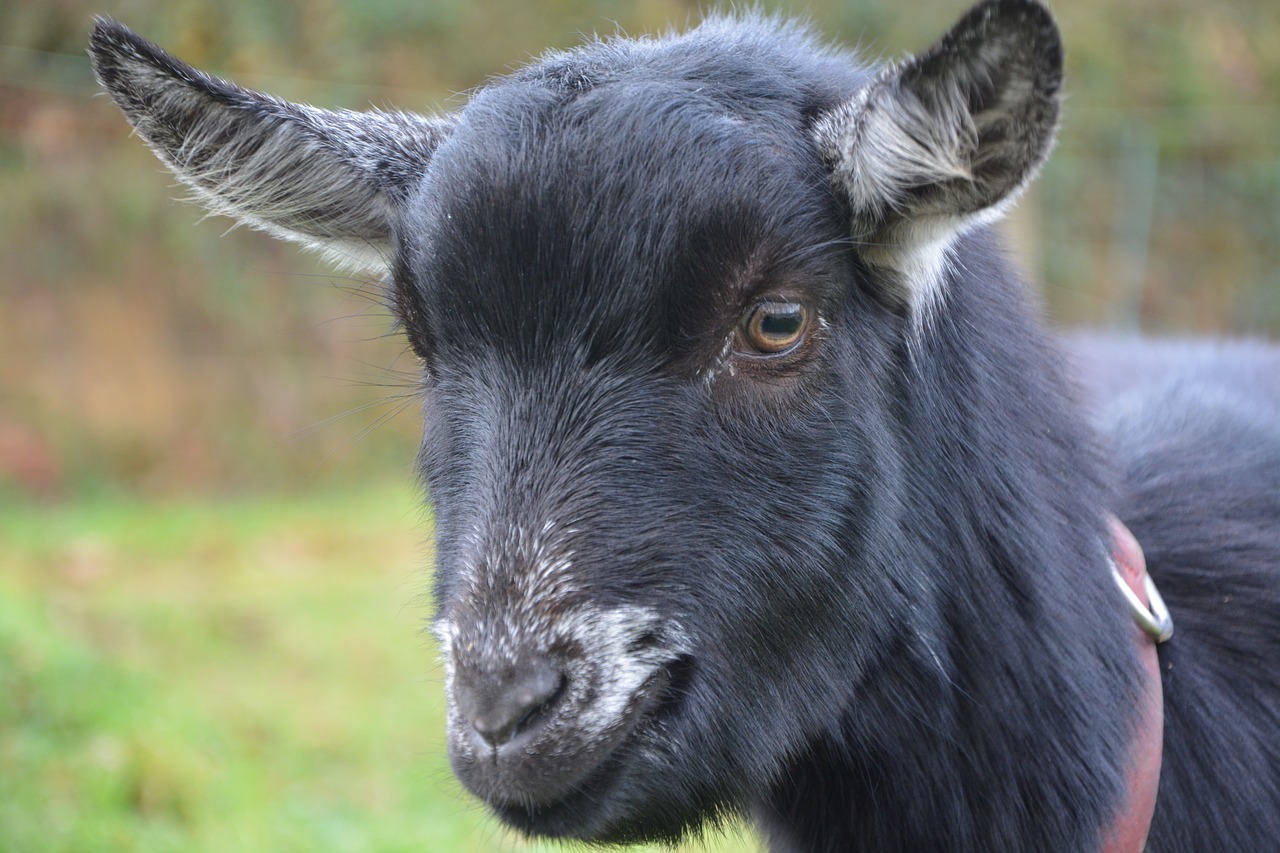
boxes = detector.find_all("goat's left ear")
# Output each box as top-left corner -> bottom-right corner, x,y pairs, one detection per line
813,0 -> 1062,301
89,18 -> 455,274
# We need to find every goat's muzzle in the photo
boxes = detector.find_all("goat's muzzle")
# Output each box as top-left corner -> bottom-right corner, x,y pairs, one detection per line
436,604 -> 688,812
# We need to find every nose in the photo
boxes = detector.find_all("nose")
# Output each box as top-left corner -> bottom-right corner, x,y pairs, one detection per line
453,656 -> 564,749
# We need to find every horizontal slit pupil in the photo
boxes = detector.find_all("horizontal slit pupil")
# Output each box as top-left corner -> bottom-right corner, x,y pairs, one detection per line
760,312 -> 801,337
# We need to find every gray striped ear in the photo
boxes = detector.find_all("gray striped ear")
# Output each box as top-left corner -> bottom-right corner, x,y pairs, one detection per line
89,18 -> 454,273
813,0 -> 1062,303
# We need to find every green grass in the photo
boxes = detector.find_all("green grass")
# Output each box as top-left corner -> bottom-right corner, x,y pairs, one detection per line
0,486 -> 761,853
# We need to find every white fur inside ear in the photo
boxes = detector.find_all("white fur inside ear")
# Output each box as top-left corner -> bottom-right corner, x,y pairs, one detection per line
815,69 -> 978,228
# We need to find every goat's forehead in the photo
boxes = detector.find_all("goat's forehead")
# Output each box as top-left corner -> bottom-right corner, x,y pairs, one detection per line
397,78 -> 846,363
426,77 -> 820,226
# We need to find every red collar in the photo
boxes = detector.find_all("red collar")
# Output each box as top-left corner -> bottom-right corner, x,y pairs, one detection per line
1100,516 -> 1173,853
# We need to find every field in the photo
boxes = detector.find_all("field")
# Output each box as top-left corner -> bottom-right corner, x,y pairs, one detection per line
0,486 -> 760,852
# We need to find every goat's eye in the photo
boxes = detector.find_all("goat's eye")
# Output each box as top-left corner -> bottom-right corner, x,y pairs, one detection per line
739,301 -> 810,355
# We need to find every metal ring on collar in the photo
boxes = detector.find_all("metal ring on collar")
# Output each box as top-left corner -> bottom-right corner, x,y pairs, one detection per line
1112,563 -> 1174,644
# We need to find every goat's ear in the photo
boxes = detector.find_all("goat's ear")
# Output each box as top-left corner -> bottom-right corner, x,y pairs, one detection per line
89,18 -> 454,273
813,0 -> 1062,303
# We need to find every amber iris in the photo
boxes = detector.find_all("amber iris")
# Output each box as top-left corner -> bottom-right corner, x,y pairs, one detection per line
740,301 -> 809,354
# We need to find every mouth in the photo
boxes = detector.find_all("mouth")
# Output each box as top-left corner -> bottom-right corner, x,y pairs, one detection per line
439,596 -> 702,840
463,653 -> 697,840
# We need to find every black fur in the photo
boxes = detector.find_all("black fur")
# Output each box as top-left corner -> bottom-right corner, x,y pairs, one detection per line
89,2 -> 1280,850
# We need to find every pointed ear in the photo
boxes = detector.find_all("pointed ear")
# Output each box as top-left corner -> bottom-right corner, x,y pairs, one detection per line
89,18 -> 454,273
812,0 -> 1062,302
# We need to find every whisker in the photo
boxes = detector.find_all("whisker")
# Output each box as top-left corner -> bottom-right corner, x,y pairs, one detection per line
289,393 -> 418,440
302,397 -> 418,478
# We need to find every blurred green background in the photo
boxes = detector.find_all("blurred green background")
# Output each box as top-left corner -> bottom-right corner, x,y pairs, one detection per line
1,0 -> 1277,850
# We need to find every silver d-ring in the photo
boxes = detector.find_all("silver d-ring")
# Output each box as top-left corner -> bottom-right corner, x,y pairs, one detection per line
1112,563 -> 1174,643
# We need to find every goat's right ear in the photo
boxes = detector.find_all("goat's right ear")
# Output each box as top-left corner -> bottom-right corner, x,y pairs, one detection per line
89,18 -> 454,273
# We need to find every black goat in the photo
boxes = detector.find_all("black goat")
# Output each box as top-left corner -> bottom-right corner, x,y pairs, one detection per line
89,1 -> 1280,850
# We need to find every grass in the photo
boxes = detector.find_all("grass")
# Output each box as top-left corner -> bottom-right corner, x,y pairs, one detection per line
0,485 -> 761,853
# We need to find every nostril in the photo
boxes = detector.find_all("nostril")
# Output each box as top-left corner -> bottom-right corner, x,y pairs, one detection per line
456,656 -> 565,749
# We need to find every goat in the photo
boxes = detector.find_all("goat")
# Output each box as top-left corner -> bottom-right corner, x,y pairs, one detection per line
89,1 -> 1280,850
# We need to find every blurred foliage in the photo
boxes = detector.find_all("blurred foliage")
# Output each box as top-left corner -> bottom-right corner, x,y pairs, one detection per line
1,0 -> 1278,498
